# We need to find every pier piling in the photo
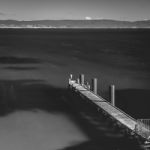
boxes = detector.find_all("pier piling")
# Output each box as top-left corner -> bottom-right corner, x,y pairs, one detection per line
110,85 -> 115,106
92,78 -> 97,95
77,78 -> 80,84
79,74 -> 85,85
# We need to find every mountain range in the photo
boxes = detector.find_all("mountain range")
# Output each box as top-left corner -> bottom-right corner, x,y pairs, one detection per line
0,19 -> 150,28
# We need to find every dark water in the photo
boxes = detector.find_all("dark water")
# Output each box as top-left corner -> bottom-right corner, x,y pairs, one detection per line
0,28 -> 150,149
0,80 -> 143,150
0,28 -> 150,66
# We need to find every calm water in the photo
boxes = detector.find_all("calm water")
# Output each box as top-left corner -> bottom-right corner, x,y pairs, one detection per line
0,28 -> 150,149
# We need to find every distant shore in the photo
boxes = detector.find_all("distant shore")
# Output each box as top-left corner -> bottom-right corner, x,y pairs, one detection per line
0,27 -> 150,29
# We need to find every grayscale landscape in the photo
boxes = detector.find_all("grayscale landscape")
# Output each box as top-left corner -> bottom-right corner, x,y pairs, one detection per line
0,0 -> 150,149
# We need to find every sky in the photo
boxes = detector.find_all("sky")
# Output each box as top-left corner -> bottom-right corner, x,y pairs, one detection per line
0,0 -> 150,21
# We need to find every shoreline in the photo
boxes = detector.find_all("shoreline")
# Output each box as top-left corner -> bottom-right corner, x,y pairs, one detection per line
0,27 -> 150,29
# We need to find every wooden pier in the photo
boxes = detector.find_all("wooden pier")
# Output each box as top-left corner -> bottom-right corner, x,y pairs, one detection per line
68,74 -> 150,149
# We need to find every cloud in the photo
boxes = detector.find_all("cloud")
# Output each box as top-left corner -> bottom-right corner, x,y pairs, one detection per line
85,16 -> 92,20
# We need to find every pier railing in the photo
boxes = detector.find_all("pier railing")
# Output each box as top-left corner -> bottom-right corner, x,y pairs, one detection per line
136,119 -> 150,140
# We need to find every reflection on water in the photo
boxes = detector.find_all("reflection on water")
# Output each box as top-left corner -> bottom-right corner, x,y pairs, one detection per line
0,80 -> 88,150
0,80 -> 144,150
0,110 -> 88,150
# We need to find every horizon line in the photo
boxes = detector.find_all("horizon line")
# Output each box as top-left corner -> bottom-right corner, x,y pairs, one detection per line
0,19 -> 150,22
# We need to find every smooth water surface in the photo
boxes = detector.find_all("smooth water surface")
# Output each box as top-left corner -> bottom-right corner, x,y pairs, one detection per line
0,28 -> 150,149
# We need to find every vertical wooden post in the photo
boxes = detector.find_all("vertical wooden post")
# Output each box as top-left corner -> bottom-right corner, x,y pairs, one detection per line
70,74 -> 73,80
77,78 -> 80,84
69,74 -> 73,83
110,85 -> 115,106
79,74 -> 84,85
92,78 -> 97,95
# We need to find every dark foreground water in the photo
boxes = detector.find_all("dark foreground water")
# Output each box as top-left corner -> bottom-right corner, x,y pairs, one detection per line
0,28 -> 150,149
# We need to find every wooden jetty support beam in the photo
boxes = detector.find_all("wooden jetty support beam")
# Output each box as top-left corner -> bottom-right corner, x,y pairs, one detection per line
110,85 -> 115,106
68,74 -> 150,147
79,74 -> 85,85
92,78 -> 97,95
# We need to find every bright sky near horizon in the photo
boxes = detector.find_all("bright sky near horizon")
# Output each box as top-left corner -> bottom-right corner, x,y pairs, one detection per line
0,0 -> 150,21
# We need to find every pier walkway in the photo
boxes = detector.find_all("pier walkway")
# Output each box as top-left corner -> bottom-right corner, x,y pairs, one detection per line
68,75 -> 150,149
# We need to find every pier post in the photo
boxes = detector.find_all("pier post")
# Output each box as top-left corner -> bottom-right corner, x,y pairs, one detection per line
92,78 -> 97,95
79,74 -> 84,85
69,74 -> 73,83
110,85 -> 115,106
77,78 -> 80,84
70,74 -> 73,80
